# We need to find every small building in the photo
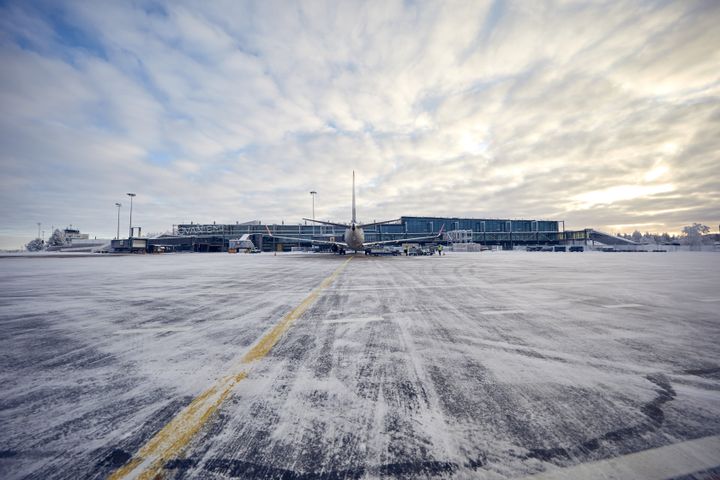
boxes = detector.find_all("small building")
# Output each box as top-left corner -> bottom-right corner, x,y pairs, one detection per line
63,227 -> 89,241
110,238 -> 147,253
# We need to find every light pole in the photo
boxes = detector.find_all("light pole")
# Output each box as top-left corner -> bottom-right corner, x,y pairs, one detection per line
310,190 -> 317,236
37,222 -> 41,239
115,203 -> 122,240
126,193 -> 136,238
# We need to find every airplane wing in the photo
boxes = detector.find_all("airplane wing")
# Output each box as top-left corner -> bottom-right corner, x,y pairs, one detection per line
302,218 -> 348,228
264,226 -> 348,247
363,224 -> 445,248
357,219 -> 401,229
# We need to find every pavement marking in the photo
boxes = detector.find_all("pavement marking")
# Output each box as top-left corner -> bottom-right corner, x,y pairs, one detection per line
517,434 -> 720,480
108,257 -> 352,480
324,315 -> 385,324
698,297 -> 720,302
602,303 -> 645,309
478,309 -> 526,315
113,327 -> 192,335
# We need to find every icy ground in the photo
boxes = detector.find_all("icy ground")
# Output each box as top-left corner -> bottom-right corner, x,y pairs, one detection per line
0,251 -> 719,479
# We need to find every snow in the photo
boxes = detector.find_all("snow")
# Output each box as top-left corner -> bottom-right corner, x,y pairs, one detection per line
0,251 -> 719,479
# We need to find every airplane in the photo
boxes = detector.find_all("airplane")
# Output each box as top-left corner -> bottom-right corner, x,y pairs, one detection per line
264,171 -> 444,254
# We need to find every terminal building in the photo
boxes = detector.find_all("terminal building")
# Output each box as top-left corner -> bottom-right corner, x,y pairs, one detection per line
148,216 -> 576,252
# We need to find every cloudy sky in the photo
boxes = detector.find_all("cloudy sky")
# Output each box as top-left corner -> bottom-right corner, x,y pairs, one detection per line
1,0 -> 719,248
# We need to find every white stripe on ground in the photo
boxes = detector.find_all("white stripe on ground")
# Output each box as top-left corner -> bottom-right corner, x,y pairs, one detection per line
324,316 -> 385,324
477,310 -> 526,315
518,434 -> 720,480
602,303 -> 645,309
114,327 -> 193,334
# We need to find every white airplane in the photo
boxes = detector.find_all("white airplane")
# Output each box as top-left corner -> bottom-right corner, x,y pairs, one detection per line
265,172 -> 444,254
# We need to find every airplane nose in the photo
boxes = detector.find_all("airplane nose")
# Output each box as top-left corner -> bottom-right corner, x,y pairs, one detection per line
352,225 -> 356,231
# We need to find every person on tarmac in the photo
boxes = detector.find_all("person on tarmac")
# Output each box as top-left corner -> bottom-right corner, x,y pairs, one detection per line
438,244 -> 443,256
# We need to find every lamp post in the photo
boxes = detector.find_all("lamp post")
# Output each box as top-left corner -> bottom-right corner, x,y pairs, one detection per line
126,193 -> 136,238
115,203 -> 122,240
309,191 -> 317,221
310,190 -> 317,236
37,222 -> 41,239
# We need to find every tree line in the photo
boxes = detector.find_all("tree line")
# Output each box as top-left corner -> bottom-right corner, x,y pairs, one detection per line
617,223 -> 716,247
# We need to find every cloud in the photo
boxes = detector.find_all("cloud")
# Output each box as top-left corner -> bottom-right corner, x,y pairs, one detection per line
0,0 -> 719,248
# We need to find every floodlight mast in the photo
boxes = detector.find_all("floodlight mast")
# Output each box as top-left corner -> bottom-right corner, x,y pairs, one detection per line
115,203 -> 122,240
310,191 -> 317,236
126,193 -> 136,238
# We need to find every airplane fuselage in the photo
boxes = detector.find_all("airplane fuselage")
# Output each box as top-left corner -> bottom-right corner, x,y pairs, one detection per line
343,223 -> 365,250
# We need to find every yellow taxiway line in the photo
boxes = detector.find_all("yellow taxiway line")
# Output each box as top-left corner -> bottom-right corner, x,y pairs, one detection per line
109,257 -> 352,480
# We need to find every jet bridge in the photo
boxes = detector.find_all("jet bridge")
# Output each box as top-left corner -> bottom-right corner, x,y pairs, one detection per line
565,229 -> 639,246
588,229 -> 639,245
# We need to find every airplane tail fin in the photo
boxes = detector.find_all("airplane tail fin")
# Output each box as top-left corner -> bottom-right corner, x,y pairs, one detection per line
352,170 -> 356,223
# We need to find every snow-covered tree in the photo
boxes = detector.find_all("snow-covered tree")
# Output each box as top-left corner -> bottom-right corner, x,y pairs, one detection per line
642,232 -> 663,244
681,223 -> 710,249
47,229 -> 66,247
25,238 -> 44,251
631,230 -> 643,243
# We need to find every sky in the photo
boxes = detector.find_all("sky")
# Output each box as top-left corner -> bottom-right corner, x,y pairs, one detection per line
1,0 -> 719,249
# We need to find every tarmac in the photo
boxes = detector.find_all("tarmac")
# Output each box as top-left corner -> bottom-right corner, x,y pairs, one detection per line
1,251 -> 719,479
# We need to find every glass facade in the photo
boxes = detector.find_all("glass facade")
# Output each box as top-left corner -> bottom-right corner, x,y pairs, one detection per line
165,216 -> 562,251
